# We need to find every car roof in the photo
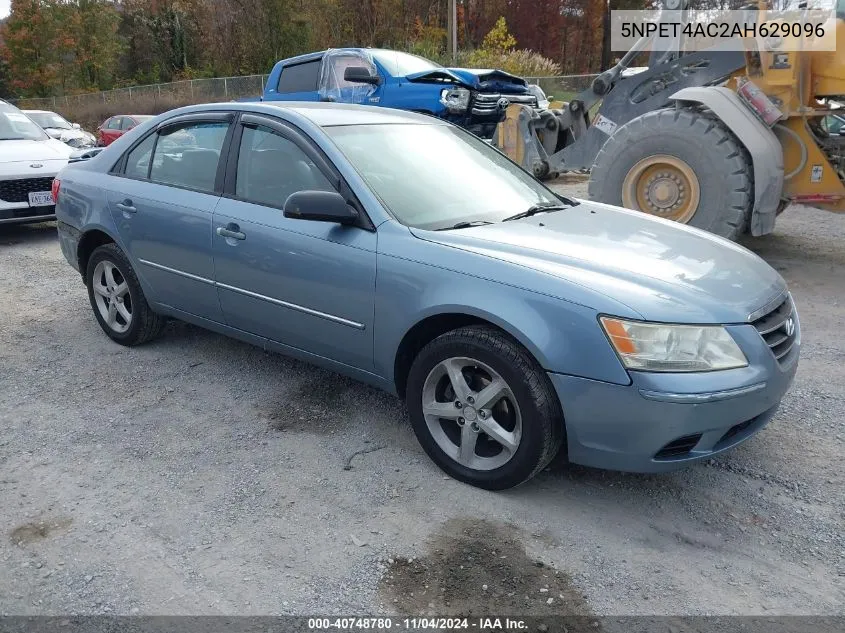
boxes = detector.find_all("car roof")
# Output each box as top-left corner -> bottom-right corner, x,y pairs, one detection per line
277,48 -> 410,67
23,109 -> 53,114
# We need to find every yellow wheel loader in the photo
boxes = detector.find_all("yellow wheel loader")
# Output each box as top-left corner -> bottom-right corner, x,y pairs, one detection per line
496,0 -> 845,240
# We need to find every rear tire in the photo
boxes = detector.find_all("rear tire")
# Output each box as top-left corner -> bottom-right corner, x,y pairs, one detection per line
588,107 -> 753,240
85,243 -> 165,346
406,326 -> 564,490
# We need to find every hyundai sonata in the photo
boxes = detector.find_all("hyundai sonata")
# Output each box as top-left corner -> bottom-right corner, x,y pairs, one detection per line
54,102 -> 799,490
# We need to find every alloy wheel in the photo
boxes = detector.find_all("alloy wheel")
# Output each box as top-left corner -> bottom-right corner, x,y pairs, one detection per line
421,356 -> 522,471
91,260 -> 133,334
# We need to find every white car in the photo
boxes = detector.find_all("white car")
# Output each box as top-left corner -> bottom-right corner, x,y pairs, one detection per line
0,100 -> 72,225
23,109 -> 97,148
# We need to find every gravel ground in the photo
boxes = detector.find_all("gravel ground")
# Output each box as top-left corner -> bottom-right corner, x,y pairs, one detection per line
0,177 -> 843,616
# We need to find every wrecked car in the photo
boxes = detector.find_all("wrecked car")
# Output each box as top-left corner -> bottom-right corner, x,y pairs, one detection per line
260,48 -> 538,138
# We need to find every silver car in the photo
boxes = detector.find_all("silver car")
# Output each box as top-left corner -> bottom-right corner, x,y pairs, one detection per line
53,102 -> 799,490
24,110 -> 96,148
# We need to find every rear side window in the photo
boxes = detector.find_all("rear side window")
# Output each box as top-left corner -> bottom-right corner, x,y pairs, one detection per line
277,60 -> 320,93
124,133 -> 156,179
121,118 -> 136,130
148,121 -> 229,193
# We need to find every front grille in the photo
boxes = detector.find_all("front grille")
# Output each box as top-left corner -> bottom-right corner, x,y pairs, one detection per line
654,433 -> 702,459
751,294 -> 797,364
472,92 -> 538,116
0,177 -> 55,203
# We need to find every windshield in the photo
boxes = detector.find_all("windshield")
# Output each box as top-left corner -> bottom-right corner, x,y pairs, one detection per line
326,123 -> 565,230
370,50 -> 442,76
0,102 -> 49,141
27,111 -> 72,130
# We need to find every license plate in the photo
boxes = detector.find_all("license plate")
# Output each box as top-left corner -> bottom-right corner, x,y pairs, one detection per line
28,191 -> 53,207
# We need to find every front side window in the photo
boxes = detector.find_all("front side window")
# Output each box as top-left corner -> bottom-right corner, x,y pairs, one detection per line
106,117 -> 122,130
235,125 -> 334,208
148,121 -> 229,192
126,115 -> 153,130
277,60 -> 321,94
326,123 -> 562,230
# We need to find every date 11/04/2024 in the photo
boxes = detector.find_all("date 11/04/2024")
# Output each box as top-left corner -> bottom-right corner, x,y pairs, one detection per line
307,617 -> 533,630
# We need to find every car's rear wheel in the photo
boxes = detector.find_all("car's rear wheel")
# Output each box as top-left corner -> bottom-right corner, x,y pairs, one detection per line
406,326 -> 564,490
86,243 -> 165,346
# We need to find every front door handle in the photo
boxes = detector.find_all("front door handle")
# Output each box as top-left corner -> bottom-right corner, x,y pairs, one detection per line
116,199 -> 136,213
216,225 -> 246,240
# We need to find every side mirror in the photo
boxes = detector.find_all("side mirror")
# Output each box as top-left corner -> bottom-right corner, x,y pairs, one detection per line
284,190 -> 359,226
72,122 -> 81,129
344,66 -> 382,85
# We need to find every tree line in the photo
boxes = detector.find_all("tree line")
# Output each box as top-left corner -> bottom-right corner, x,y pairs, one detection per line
1,0 -> 684,99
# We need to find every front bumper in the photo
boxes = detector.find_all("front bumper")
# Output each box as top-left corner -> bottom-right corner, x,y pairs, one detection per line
549,322 -> 799,473
0,204 -> 56,224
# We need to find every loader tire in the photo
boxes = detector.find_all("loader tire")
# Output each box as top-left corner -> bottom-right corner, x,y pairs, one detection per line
588,108 -> 753,240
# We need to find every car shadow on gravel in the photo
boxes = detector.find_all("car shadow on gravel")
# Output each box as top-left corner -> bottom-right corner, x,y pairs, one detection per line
381,517 -> 598,624
0,221 -> 57,246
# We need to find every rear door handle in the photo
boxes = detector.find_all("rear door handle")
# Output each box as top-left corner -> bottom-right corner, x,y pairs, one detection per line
216,225 -> 246,240
116,199 -> 136,213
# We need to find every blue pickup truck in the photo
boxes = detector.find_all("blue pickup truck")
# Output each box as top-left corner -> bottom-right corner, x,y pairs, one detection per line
260,48 -> 540,138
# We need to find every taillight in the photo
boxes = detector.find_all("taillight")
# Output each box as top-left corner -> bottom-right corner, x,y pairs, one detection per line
51,178 -> 61,203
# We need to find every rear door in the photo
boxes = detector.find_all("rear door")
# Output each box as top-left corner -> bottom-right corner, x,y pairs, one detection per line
211,113 -> 377,370
267,59 -> 322,101
106,112 -> 235,321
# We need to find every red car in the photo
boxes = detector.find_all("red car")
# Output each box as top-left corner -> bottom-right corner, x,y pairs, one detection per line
96,115 -> 154,146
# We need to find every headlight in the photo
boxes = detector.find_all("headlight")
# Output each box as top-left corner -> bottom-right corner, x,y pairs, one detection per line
600,316 -> 748,372
440,87 -> 471,113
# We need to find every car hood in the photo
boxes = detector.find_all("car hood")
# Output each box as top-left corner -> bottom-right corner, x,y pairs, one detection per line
0,138 -> 74,163
411,200 -> 786,324
45,127 -> 94,141
405,67 -> 529,93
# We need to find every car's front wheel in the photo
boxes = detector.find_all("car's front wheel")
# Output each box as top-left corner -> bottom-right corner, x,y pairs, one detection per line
406,326 -> 564,490
85,243 -> 165,346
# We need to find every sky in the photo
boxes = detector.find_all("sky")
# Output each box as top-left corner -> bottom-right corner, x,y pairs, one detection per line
0,0 -> 8,19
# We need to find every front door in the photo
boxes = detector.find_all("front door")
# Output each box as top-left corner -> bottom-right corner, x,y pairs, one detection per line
319,50 -> 384,105
106,114 -> 233,321
211,115 -> 377,371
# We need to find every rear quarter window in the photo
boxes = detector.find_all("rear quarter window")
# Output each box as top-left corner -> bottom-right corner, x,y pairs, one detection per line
276,60 -> 321,94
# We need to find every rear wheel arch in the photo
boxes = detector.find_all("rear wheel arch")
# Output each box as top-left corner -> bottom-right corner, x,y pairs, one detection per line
77,229 -> 116,278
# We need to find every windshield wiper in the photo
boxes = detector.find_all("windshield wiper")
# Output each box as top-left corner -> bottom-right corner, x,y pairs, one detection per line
502,201 -> 573,222
436,220 -> 494,231
0,137 -> 28,141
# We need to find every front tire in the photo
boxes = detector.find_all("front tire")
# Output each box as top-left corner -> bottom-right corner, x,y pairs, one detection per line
588,108 -> 753,240
406,326 -> 564,490
85,243 -> 165,346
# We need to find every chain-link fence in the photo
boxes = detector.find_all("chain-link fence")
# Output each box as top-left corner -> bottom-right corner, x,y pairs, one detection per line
11,74 -> 268,111
524,74 -> 599,101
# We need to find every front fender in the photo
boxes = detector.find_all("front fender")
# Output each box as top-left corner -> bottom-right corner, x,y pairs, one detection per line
373,248 -> 632,391
670,86 -> 784,236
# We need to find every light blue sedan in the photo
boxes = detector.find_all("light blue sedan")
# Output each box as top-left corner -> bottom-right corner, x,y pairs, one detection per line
53,102 -> 799,490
